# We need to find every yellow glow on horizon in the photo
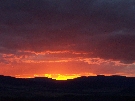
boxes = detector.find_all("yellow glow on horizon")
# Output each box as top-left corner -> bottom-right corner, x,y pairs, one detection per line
15,74 -> 81,80
44,74 -> 81,80
15,73 -> 97,80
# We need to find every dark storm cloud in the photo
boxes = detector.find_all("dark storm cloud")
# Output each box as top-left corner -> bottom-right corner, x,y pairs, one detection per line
0,0 -> 135,63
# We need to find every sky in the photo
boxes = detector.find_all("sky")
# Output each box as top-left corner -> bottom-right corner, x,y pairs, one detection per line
0,0 -> 135,80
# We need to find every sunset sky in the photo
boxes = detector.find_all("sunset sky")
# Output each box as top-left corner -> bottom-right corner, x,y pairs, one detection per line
0,0 -> 135,80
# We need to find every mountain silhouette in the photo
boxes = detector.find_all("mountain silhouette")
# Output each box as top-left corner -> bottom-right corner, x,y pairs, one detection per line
0,75 -> 135,101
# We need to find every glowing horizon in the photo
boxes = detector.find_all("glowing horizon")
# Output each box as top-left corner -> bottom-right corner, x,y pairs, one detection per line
12,73 -> 129,80
15,73 -> 95,80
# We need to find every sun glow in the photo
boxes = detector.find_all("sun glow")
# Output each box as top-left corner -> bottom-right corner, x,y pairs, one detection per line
15,74 -> 81,80
44,74 -> 81,80
15,73 -> 96,80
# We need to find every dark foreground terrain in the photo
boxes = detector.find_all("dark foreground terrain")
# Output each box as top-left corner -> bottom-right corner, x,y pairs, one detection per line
0,75 -> 135,101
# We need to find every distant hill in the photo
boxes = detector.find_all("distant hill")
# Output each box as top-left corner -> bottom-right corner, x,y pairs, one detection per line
0,75 -> 135,101
0,75 -> 135,89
